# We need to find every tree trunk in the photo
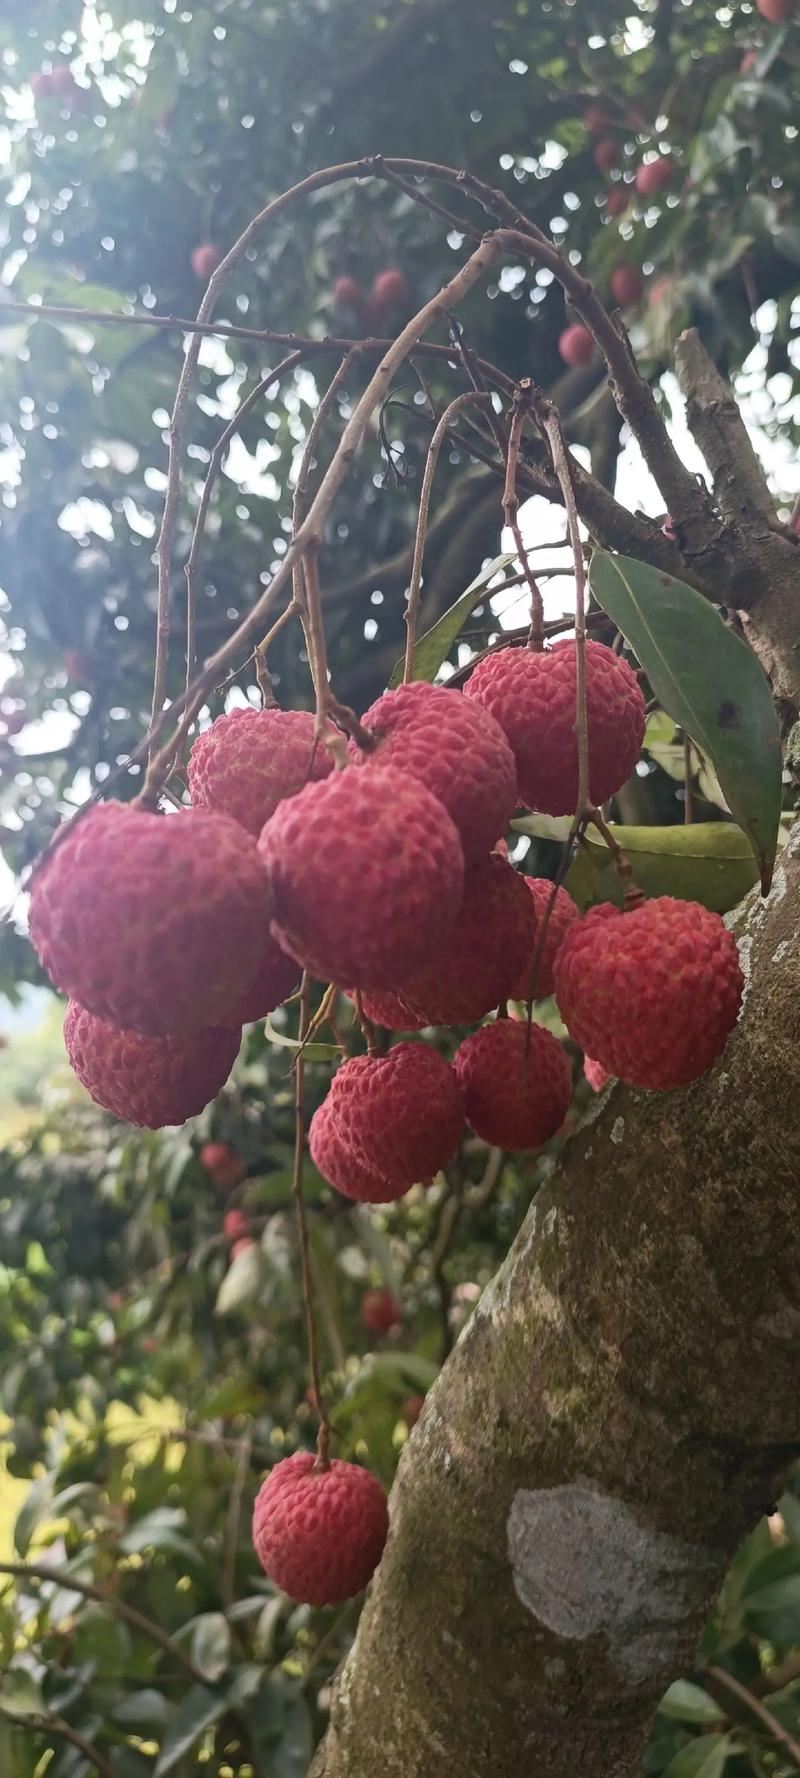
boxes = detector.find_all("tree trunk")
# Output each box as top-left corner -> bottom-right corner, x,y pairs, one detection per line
311,837 -> 800,1778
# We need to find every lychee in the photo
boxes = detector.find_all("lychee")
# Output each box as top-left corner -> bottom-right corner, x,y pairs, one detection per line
65,1004 -> 240,1129
558,324 -> 594,368
593,137 -> 619,172
191,242 -> 222,280
188,706 -> 332,838
554,897 -> 743,1090
610,263 -> 644,307
464,640 -> 645,816
756,0 -> 794,19
509,879 -> 579,1001
30,802 -> 269,1037
454,1019 -> 572,1150
332,275 -> 361,308
223,1207 -> 251,1240
309,1102 -> 409,1204
226,929 -> 299,1025
584,1055 -> 611,1092
344,987 -> 428,1033
361,1288 -> 403,1335
606,187 -> 629,218
201,1142 -> 245,1188
258,766 -> 464,991
321,1043 -> 464,1188
369,268 -> 409,312
636,156 -> 673,198
398,854 -> 536,1026
355,681 -> 517,864
252,1450 -> 388,1605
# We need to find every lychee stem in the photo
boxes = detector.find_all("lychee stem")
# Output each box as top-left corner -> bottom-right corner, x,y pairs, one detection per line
683,732 -> 694,824
292,973 -> 332,1471
589,809 -> 645,909
503,386 -> 544,652
403,390 -> 493,683
354,989 -> 379,1057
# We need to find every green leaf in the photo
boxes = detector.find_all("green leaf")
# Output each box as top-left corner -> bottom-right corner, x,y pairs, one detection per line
569,821 -> 758,914
0,1668 -> 45,1719
113,1689 -> 170,1730
214,1241 -> 267,1315
662,1733 -> 734,1778
264,1015 -> 339,1062
14,1476 -> 52,1557
189,1612 -> 232,1683
153,1684 -> 226,1776
388,551 -> 516,688
659,1681 -> 721,1726
589,551 -> 782,891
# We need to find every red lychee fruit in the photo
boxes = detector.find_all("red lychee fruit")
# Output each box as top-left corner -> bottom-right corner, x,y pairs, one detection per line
558,324 -> 594,368
464,640 -> 646,816
226,929 -> 300,1024
332,275 -> 361,308
555,898 -> 743,1091
65,1004 -> 240,1128
188,706 -> 332,838
361,1288 -> 403,1335
30,803 -> 269,1037
756,0 -> 794,19
309,1102 -> 408,1204
605,187 -> 629,218
321,1042 -> 464,1188
64,649 -> 92,684
369,267 -> 409,313
593,137 -> 619,172
201,1141 -> 245,1188
398,854 -> 536,1026
584,103 -> 608,133
636,156 -> 673,198
584,1055 -> 611,1092
191,242 -> 222,280
223,1207 -> 251,1240
30,71 -> 55,100
509,879 -> 579,1001
454,1019 -> 572,1151
258,766 -> 464,991
355,681 -> 517,864
404,1395 -> 425,1425
610,263 -> 644,307
231,1237 -> 255,1259
252,1451 -> 388,1605
344,986 -> 428,1033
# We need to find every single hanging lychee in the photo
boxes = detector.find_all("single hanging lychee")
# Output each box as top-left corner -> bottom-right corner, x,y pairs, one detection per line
320,1042 -> 464,1189
252,1451 -> 389,1606
454,1018 -> 572,1150
554,897 -> 743,1090
361,1287 -> 403,1334
188,706 -> 332,838
309,1102 -> 409,1205
509,879 -> 579,1001
65,1003 -> 240,1128
464,639 -> 645,816
558,324 -> 594,367
29,802 -> 269,1036
398,853 -> 536,1026
354,681 -> 517,863
258,765 -> 464,990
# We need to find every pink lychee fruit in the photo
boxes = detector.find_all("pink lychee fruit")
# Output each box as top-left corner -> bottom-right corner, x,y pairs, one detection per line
225,929 -> 300,1025
756,0 -> 794,20
223,1207 -> 251,1240
258,766 -> 464,990
320,1042 -> 464,1188
606,187 -> 629,218
635,156 -> 673,198
558,324 -> 594,367
610,263 -> 644,307
332,275 -> 361,308
509,879 -> 580,1001
454,1018 -> 572,1150
309,1102 -> 408,1204
188,706 -> 332,838
593,137 -> 619,172
201,1142 -> 245,1188
65,1003 -> 240,1128
191,243 -> 222,280
369,267 -> 409,312
252,1450 -> 388,1605
361,1288 -> 403,1335
398,853 -> 536,1026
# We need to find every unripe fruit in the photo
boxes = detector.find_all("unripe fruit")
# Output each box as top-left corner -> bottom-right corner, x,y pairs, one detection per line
756,0 -> 794,19
610,262 -> 644,307
399,854 -> 536,1026
65,1004 -> 240,1128
606,187 -> 629,218
355,681 -> 517,864
191,242 -> 222,280
584,1055 -> 611,1092
258,766 -> 464,991
369,267 -> 409,312
309,1102 -> 407,1204
558,324 -> 594,367
332,275 -> 361,308
252,1451 -> 388,1605
226,929 -> 300,1024
320,1043 -> 464,1188
30,802 -> 269,1037
509,879 -> 579,1001
231,1237 -> 255,1259
344,986 -> 428,1033
636,156 -> 673,198
593,137 -> 619,172
223,1207 -> 251,1240
454,1019 -> 572,1150
201,1141 -> 245,1188
464,640 -> 646,816
188,706 -> 332,838
361,1287 -> 403,1335
554,898 -> 743,1090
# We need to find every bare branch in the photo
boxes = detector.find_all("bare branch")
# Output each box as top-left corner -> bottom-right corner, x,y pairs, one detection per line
673,327 -> 775,523
404,391 -> 493,682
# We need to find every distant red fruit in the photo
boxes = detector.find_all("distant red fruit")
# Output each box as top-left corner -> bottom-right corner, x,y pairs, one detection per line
558,324 -> 594,368
605,187 -> 629,218
636,156 -> 673,198
231,1237 -> 255,1260
509,880 -> 579,1001
252,1451 -> 388,1605
610,263 -> 644,307
223,1207 -> 251,1240
361,1288 -> 402,1335
756,0 -> 794,19
593,137 -> 619,172
191,243 -> 222,281
51,66 -> 79,98
332,275 -> 361,308
201,1142 -> 245,1188
65,1004 -> 240,1128
454,1019 -> 572,1151
369,268 -> 409,314
583,103 -> 608,134
63,649 -> 92,684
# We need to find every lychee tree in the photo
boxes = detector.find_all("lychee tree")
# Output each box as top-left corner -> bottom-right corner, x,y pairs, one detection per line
2,5 -> 800,1778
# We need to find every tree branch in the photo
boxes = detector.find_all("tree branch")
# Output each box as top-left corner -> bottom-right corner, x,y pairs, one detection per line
0,1561 -> 204,1682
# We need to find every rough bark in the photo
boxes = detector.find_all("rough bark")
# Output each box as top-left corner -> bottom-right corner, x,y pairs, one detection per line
312,839 -> 800,1778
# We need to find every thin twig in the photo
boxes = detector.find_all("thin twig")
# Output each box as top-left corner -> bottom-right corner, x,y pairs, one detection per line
683,732 -> 694,824
503,385 -> 544,650
2,1712 -> 114,1778
222,1431 -> 253,1611
706,1663 -> 800,1767
403,391 -> 492,682
292,975 -> 332,1469
538,399 -> 590,815
0,1561 -> 204,1682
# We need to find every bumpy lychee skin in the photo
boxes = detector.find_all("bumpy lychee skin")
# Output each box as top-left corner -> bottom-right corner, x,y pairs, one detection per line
309,1103 -> 408,1205
344,987 -> 428,1033
252,1451 -> 389,1606
355,682 -> 517,863
65,1003 -> 240,1129
454,1019 -> 572,1150
30,802 -> 269,1036
509,879 -> 579,1001
226,929 -> 299,1025
464,640 -> 645,816
400,854 -> 536,1027
259,766 -> 464,990
554,897 -> 743,1091
325,1043 -> 464,1187
361,1288 -> 402,1335
188,706 -> 332,838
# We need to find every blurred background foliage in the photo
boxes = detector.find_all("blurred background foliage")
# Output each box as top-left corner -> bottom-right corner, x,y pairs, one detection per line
0,0 -> 799,1773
